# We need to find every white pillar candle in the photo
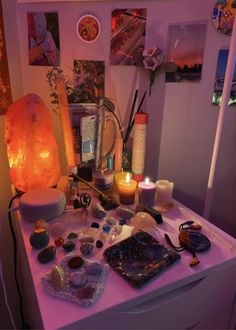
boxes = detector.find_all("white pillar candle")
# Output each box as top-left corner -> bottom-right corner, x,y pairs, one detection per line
156,180 -> 174,204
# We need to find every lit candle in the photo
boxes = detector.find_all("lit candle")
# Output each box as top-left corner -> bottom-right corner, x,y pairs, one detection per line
93,170 -> 114,191
117,173 -> 137,205
114,169 -> 128,188
156,179 -> 174,204
138,177 -> 156,206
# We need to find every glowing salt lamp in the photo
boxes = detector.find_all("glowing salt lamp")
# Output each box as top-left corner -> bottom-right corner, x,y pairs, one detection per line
5,93 -> 61,192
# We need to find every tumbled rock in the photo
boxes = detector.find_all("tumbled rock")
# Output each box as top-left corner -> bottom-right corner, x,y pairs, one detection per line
85,262 -> 103,275
51,265 -> 66,291
80,242 -> 94,256
96,240 -> 103,248
76,286 -> 96,300
68,256 -> 85,269
63,241 -> 76,252
67,232 -> 78,240
69,271 -> 87,288
37,245 -> 56,264
116,206 -> 135,219
91,203 -> 107,219
105,217 -> 116,226
54,237 -> 64,247
30,228 -> 49,249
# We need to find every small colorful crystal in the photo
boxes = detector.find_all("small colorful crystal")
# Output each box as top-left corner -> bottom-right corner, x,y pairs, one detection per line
91,222 -> 100,229
119,218 -> 127,226
54,237 -> 64,247
96,240 -> 103,248
102,224 -> 111,233
67,232 -> 78,240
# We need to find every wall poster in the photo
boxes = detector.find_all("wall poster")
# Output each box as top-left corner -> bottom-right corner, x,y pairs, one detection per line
212,49 -> 236,106
0,0 -> 12,115
67,59 -> 105,104
166,23 -> 207,83
27,11 -> 60,66
110,8 -> 147,66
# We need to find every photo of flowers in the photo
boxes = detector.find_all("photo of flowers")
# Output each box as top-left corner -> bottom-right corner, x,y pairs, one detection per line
0,0 -> 12,115
27,12 -> 60,66
212,49 -> 236,106
165,23 -> 207,82
110,8 -> 147,66
67,60 -> 105,103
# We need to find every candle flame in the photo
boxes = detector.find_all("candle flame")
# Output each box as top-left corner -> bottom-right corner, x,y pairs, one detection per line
144,177 -> 150,185
125,172 -> 131,184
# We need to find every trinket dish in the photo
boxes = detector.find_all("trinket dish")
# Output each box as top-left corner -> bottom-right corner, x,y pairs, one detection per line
41,253 -> 109,307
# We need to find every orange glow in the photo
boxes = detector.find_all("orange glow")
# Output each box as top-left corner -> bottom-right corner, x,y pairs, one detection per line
5,94 -> 61,192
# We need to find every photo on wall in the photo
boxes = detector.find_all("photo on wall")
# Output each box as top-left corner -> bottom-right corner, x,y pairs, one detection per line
0,0 -> 12,115
212,49 -> 236,106
27,12 -> 60,66
165,23 -> 207,82
67,59 -> 105,104
110,8 -> 147,66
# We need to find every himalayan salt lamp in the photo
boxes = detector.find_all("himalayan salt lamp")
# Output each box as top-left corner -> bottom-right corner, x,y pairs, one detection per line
5,93 -> 61,192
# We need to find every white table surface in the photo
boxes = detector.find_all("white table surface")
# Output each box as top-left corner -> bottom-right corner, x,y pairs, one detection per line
16,197 -> 236,330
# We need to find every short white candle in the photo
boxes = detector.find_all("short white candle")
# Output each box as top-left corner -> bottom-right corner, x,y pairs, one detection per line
156,179 -> 174,203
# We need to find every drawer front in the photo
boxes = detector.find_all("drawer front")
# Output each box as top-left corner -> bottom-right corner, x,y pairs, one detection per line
70,266 -> 236,330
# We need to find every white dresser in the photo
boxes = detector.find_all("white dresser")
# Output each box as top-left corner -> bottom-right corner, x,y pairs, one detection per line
15,199 -> 236,329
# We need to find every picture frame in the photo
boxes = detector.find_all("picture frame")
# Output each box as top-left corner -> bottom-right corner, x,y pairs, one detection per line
76,14 -> 101,43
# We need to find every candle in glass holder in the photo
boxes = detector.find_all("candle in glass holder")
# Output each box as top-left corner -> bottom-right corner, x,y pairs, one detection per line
114,169 -> 128,188
117,173 -> 137,205
156,179 -> 174,204
138,177 -> 156,206
93,170 -> 114,191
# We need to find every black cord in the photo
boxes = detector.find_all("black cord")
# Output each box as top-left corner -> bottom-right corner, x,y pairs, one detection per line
8,194 -> 31,329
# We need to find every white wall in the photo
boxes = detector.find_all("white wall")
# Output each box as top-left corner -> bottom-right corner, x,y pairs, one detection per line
14,0 -> 234,235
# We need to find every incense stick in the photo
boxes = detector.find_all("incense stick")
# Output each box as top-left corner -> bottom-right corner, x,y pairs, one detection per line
124,89 -> 138,143
124,90 -> 147,144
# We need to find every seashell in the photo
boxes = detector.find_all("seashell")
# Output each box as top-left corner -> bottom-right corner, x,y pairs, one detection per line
51,265 -> 66,291
116,206 -> 135,219
69,271 -> 87,288
91,202 -> 107,219
85,262 -> 103,275
80,242 -> 94,256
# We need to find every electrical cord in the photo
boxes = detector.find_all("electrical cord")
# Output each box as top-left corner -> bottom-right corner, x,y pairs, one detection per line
8,194 -> 31,329
0,212 -> 16,329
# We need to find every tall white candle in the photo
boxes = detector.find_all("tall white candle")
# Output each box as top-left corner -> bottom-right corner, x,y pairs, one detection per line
156,180 -> 174,204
